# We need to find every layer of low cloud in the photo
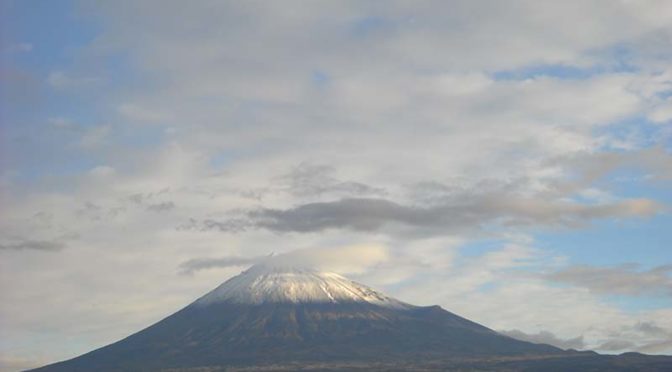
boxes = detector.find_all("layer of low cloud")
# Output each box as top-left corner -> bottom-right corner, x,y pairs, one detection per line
500,329 -> 585,350
595,321 -> 672,354
178,255 -> 265,275
638,339 -> 672,354
598,339 -> 637,352
179,244 -> 388,276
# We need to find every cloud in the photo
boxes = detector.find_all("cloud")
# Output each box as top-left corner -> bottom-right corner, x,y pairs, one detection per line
594,321 -> 672,354
145,201 -> 175,212
265,244 -> 389,273
79,125 -> 112,149
388,239 -> 541,304
76,201 -> 125,221
0,355 -> 44,372
3,0 -> 672,365
88,166 -> 116,178
178,244 -> 388,275
598,339 -> 637,352
88,1 -> 672,78
545,264 -> 672,297
500,329 -> 585,350
47,71 -> 101,88
648,97 -> 672,124
178,218 -> 249,233
178,256 -> 265,275
117,103 -> 167,123
0,239 -> 65,251
275,163 -> 386,198
638,339 -> 672,354
47,119 -> 112,149
562,148 -> 672,186
181,195 -> 660,236
127,192 -> 176,213
635,321 -> 671,337
74,191 -> 176,221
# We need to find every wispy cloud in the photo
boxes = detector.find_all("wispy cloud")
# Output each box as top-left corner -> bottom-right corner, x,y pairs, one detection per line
178,244 -> 388,275
47,71 -> 101,89
275,163 -> 387,198
178,256 -> 266,275
0,239 -> 65,251
500,329 -> 585,350
595,321 -> 672,354
545,264 -> 672,297
117,103 -> 168,123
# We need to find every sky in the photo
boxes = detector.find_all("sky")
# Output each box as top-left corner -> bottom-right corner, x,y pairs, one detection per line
1,0 -> 672,370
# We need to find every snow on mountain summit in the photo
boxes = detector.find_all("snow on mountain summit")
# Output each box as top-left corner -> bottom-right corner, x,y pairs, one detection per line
194,263 -> 410,308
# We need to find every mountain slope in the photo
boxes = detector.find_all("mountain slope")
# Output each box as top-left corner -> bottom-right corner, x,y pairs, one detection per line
27,265 -> 587,371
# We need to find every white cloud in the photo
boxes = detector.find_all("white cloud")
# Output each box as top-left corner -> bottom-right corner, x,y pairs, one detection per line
88,165 -> 116,178
48,117 -> 77,129
0,355 -> 46,372
649,97 -> 672,123
3,0 -> 672,365
47,71 -> 101,88
500,329 -> 585,350
79,125 -> 111,148
117,103 -> 167,123
178,243 -> 388,275
384,242 -> 672,354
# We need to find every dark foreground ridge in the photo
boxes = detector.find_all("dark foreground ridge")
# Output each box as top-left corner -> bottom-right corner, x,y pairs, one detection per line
29,265 -> 672,371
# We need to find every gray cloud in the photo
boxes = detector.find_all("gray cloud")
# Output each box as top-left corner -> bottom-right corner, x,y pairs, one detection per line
633,322 -> 672,354
178,256 -> 265,275
76,201 -> 127,221
499,329 -> 585,350
251,198 -> 434,233
181,194 -> 660,236
177,218 -> 249,233
127,191 -> 174,212
595,321 -> 672,354
277,163 -> 386,198
545,264 -> 672,297
146,201 -> 175,212
638,339 -> 672,354
544,148 -> 672,197
76,190 -> 175,221
635,321 -> 670,337
572,147 -> 672,183
0,239 -> 65,251
598,339 -> 637,352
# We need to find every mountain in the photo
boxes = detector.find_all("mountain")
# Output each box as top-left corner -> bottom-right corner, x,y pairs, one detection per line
30,264 -> 672,371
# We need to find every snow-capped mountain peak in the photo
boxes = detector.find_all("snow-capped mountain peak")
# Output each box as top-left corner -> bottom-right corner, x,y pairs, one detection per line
194,264 -> 409,308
